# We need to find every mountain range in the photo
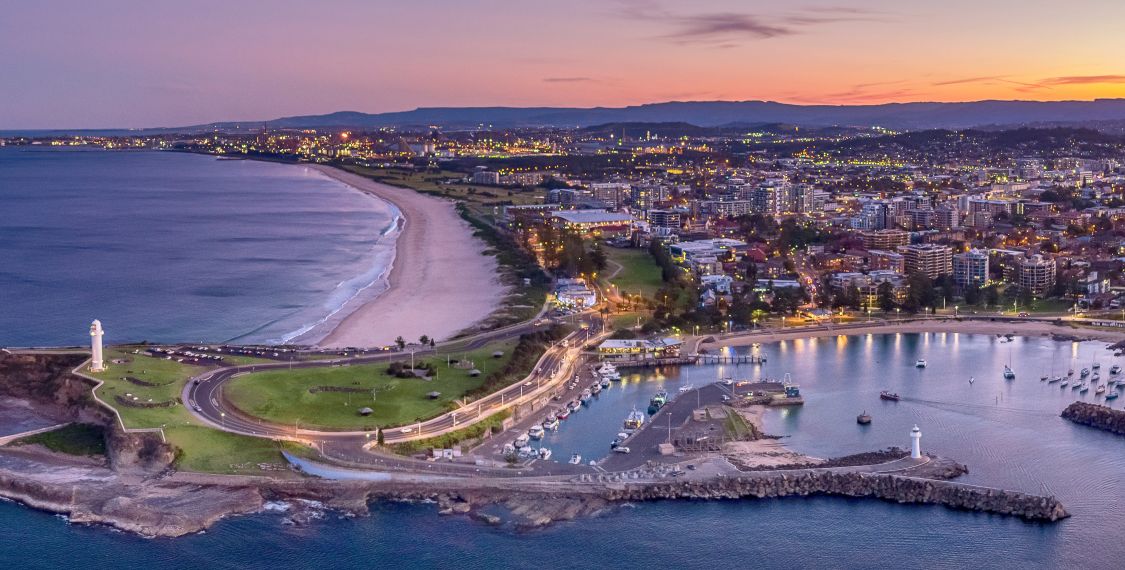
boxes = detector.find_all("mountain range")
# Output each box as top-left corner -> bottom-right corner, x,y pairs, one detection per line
250,99 -> 1125,132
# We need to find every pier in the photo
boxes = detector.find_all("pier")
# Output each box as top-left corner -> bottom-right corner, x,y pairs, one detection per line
695,353 -> 766,365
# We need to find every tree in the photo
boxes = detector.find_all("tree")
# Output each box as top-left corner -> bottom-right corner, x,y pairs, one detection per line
419,334 -> 430,346
394,336 -> 406,350
376,428 -> 385,446
964,285 -> 982,306
983,284 -> 1000,307
877,281 -> 897,312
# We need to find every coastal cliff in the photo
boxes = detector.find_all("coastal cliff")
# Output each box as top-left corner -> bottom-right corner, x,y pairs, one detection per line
1061,401 -> 1125,435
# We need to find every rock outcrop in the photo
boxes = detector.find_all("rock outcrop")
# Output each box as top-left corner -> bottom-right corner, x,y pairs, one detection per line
1061,401 -> 1125,436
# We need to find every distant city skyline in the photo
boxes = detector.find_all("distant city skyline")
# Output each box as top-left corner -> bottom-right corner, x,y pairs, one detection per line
3,0 -> 1125,129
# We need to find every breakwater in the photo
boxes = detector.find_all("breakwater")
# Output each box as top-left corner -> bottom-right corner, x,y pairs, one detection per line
602,468 -> 1069,522
1061,401 -> 1125,436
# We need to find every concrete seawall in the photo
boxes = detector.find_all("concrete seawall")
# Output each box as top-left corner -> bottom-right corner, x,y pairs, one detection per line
1061,401 -> 1125,436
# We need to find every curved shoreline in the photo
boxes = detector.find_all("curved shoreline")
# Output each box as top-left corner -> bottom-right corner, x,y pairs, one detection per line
702,319 -> 1125,349
298,165 -> 505,349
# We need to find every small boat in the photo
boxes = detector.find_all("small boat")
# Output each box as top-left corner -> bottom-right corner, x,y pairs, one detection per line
1096,385 -> 1106,395
969,376 -> 975,385
542,417 -> 560,431
1111,365 -> 1121,375
1093,362 -> 1102,370
568,453 -> 583,464
556,409 -> 570,420
513,434 -> 530,448
1072,382 -> 1083,391
1003,365 -> 1015,380
1105,391 -> 1119,400
1060,380 -> 1069,388
596,362 -> 617,376
590,382 -> 602,395
678,384 -> 694,394
1067,369 -> 1075,376
857,411 -> 872,424
579,389 -> 592,404
538,448 -> 552,460
1048,376 -> 1062,384
528,425 -> 545,440
567,399 -> 581,413
623,407 -> 645,432
915,359 -> 927,368
1081,368 -> 1090,377
610,432 -> 628,449
1079,384 -> 1089,393
600,377 -> 611,388
613,446 -> 631,454
879,391 -> 901,401
1040,375 -> 1048,382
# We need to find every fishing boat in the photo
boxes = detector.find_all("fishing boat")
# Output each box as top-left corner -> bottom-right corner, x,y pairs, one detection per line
1111,365 -> 1122,375
1106,391 -> 1120,401
538,448 -> 552,460
528,425 -> 545,440
856,411 -> 872,424
568,453 -> 582,465
915,359 -> 927,368
542,417 -> 560,431
879,391 -> 901,401
1096,385 -> 1106,395
623,407 -> 645,432
580,389 -> 592,405
1003,365 -> 1016,380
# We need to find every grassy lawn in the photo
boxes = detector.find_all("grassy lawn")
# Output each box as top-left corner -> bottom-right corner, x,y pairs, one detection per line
15,423 -> 107,456
339,165 -> 546,206
164,426 -> 290,475
605,247 -> 664,302
224,340 -> 520,430
87,347 -> 204,429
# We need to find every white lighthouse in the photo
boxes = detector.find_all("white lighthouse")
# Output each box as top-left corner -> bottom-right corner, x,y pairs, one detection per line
89,320 -> 106,372
910,424 -> 922,459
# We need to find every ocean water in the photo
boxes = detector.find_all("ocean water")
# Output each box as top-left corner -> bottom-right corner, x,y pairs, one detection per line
4,333 -> 1125,568
0,147 -> 397,346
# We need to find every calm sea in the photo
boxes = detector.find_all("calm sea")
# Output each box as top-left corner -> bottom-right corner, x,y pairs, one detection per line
3,333 -> 1125,568
0,147 -> 397,347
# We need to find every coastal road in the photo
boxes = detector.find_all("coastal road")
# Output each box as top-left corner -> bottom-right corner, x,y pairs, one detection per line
183,312 -> 607,451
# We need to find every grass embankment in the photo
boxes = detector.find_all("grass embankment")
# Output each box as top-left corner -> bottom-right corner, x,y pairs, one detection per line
224,340 -> 523,430
390,411 -> 510,455
87,347 -> 288,474
338,164 -> 547,206
15,424 -> 107,456
458,204 -> 550,328
605,246 -> 664,301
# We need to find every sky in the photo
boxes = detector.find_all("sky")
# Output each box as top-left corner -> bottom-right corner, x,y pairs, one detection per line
2,0 -> 1125,129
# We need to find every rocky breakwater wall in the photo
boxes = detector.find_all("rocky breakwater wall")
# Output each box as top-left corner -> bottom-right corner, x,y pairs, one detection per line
599,464 -> 1069,522
1061,401 -> 1125,436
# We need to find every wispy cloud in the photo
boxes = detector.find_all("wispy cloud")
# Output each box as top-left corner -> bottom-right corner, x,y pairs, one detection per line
610,1 -> 889,46
543,76 -> 596,83
1040,74 -> 1125,85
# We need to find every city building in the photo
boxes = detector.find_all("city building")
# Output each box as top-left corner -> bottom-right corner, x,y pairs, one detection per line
952,249 -> 989,289
901,244 -> 953,279
1017,255 -> 1056,296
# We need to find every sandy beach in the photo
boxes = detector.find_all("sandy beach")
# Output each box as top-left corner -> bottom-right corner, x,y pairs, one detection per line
703,318 -> 1125,349
302,165 -> 505,348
